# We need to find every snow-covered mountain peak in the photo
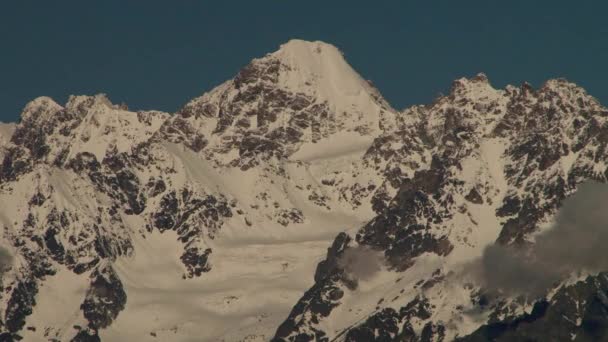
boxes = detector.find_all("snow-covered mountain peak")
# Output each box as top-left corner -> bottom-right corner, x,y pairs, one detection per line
4,93 -> 169,175
65,94 -> 115,116
271,39 -> 363,94
537,78 -> 599,107
20,96 -> 63,122
449,72 -> 503,101
270,39 -> 393,128
421,74 -> 599,146
166,40 -> 396,169
272,39 -> 339,64
540,77 -> 580,91
20,94 -> 122,128
451,72 -> 489,86
409,73 -> 510,146
269,39 -> 355,87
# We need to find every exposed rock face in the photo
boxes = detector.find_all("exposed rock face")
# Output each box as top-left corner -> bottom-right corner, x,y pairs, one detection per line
78,265 -> 126,333
4,279 -> 38,334
1,40 -> 608,342
152,188 -> 233,278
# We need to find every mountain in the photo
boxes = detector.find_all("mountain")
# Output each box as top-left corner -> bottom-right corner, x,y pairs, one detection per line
1,39 -> 608,342
272,73 -> 608,341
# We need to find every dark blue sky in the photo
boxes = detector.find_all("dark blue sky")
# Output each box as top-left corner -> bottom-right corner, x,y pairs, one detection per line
1,1 -> 607,122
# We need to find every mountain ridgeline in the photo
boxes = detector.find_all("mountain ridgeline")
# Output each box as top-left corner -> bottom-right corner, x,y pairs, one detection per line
1,40 -> 608,341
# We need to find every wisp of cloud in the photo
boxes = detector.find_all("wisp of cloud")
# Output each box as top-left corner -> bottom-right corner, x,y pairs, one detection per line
0,245 -> 12,278
338,245 -> 385,282
475,181 -> 608,297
